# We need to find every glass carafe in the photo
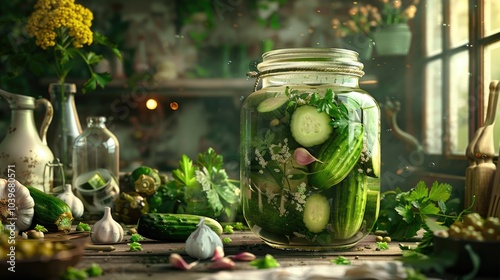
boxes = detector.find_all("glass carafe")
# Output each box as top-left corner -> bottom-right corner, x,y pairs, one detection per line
241,48 -> 380,250
72,116 -> 120,213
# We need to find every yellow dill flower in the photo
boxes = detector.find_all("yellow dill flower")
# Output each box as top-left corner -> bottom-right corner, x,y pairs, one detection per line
26,0 -> 93,49
22,0 -> 120,93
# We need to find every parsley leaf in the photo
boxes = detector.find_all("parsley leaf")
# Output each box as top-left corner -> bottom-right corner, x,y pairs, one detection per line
172,148 -> 240,219
249,254 -> 280,269
375,181 -> 454,240
331,256 -> 351,265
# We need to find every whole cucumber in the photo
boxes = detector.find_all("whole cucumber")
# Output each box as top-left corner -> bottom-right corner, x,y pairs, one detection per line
136,213 -> 223,242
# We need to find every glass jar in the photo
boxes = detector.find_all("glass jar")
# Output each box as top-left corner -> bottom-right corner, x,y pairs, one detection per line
241,48 -> 380,250
72,116 -> 120,213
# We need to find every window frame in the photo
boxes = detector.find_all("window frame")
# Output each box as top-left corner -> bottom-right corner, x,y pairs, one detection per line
414,0 -> 500,176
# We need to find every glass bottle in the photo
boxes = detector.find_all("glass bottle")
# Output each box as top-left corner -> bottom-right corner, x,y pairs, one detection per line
241,48 -> 380,250
46,83 -> 83,187
72,116 -> 120,213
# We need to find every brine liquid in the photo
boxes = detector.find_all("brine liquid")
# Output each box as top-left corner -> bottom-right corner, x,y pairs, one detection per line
240,86 -> 381,250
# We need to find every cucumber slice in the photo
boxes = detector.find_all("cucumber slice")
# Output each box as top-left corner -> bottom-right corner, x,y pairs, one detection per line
302,193 -> 330,233
257,95 -> 289,120
290,105 -> 333,147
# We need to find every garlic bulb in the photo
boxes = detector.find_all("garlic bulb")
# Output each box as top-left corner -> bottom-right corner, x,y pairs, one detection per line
0,178 -> 35,232
90,206 -> 124,244
185,217 -> 223,260
57,184 -> 84,218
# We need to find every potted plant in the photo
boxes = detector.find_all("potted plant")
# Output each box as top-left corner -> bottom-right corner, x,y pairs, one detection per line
371,0 -> 419,56
331,3 -> 380,61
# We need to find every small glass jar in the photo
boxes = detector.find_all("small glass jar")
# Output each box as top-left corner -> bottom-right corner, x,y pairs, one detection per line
72,116 -> 120,213
241,48 -> 380,250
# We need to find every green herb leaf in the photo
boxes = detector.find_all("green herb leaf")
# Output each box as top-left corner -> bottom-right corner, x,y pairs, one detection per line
34,224 -> 48,232
376,181 -> 455,241
223,225 -> 234,234
376,242 -> 389,250
76,222 -> 91,232
128,241 -> 143,252
130,233 -> 145,243
249,254 -> 280,269
172,154 -> 198,187
331,256 -> 351,265
85,263 -> 103,277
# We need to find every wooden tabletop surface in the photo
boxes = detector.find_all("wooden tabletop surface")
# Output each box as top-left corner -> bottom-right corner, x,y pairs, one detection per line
53,229 -> 415,280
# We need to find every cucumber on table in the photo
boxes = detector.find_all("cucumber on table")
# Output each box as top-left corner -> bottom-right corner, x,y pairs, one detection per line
136,213 -> 223,242
26,185 -> 74,233
290,105 -> 333,147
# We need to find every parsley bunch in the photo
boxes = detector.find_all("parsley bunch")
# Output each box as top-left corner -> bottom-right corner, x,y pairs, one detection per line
375,181 -> 458,240
172,148 -> 240,219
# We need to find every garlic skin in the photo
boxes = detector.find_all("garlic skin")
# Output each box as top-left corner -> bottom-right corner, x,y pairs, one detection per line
185,218 -> 223,260
91,206 -> 124,244
0,178 -> 35,232
57,184 -> 84,218
294,147 -> 320,166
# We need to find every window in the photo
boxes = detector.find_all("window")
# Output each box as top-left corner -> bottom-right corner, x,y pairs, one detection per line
422,0 -> 500,157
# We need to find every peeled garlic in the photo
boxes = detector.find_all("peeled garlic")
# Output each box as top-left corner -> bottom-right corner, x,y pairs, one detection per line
185,217 -> 223,260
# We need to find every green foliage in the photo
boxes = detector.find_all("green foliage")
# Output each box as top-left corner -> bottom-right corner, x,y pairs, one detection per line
285,87 -> 351,129
375,181 -> 455,240
172,148 -> 240,220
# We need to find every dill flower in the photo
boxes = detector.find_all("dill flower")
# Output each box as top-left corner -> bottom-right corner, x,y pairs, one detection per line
24,0 -> 120,93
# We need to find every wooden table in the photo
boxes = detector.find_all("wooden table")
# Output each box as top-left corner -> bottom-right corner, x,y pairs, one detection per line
67,230 -> 416,280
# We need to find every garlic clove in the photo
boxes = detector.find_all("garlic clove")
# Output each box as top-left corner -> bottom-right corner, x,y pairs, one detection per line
169,253 -> 198,270
209,257 -> 236,270
211,246 -> 225,261
229,251 -> 257,261
294,147 -> 321,166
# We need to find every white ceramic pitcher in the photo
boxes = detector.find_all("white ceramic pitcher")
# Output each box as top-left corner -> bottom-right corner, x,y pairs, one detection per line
0,89 -> 54,192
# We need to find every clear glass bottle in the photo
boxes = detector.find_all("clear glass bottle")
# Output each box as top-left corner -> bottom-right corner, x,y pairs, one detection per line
241,48 -> 380,250
72,116 -> 120,213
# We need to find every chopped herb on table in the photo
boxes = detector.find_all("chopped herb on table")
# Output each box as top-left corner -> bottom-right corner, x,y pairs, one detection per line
128,241 -> 143,252
232,222 -> 248,231
63,263 -> 102,279
85,263 -> 103,277
222,237 -> 232,244
76,222 -> 91,232
130,233 -> 145,242
249,254 -> 280,269
223,225 -> 234,234
34,224 -> 48,232
376,242 -> 389,250
331,256 -> 351,265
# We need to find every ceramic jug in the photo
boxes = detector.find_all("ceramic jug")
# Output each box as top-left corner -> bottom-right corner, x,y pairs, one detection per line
0,89 -> 55,192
